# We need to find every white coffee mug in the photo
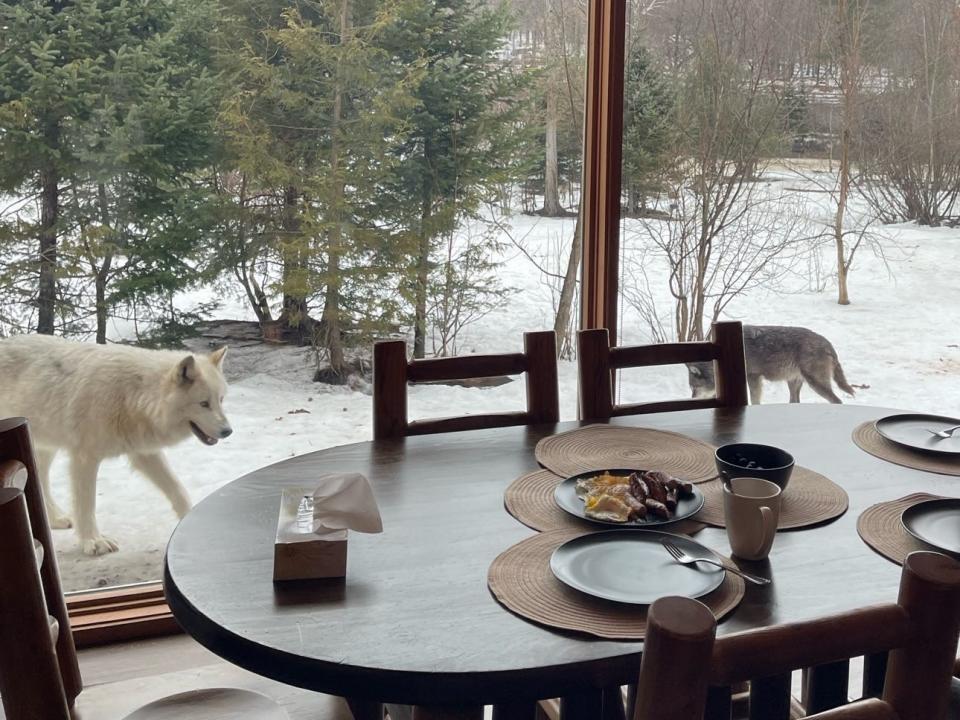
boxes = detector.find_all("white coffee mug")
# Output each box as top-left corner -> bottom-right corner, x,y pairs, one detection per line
722,477 -> 782,560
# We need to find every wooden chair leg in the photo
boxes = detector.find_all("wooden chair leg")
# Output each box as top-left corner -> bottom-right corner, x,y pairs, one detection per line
804,660 -> 850,713
863,652 -> 888,699
492,701 -> 538,720
601,686 -> 626,720
412,706 -> 483,720
624,683 -> 638,719
534,700 -> 555,720
704,686 -> 732,720
348,697 -> 384,720
560,690 -> 603,720
749,674 -> 792,720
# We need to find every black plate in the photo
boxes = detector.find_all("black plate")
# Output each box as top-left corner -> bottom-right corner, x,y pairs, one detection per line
874,414 -> 960,456
550,530 -> 725,604
554,468 -> 705,528
901,498 -> 960,556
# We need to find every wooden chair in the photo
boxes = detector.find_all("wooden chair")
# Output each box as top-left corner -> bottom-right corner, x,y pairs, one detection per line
373,331 -> 559,440
633,550 -> 960,720
0,417 -> 289,720
577,322 -> 748,420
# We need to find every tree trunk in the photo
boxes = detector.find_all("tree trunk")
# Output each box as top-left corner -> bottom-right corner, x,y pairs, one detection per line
238,264 -> 272,324
94,266 -> 111,344
37,122 -> 59,335
835,129 -> 851,305
322,0 -> 351,378
413,194 -> 432,359
280,186 -> 311,343
234,175 -> 273,324
250,275 -> 272,323
834,0 -> 855,306
553,208 -> 582,358
543,84 -> 562,216
541,0 -> 562,217
94,183 -> 114,344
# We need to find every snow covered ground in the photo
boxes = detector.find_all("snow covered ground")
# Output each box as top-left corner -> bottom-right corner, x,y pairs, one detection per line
49,164 -> 960,592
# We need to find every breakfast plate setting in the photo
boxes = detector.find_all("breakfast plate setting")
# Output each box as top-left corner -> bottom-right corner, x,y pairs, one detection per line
874,414 -> 960,456
487,527 -> 746,640
900,498 -> 960,557
549,530 -> 725,604
553,468 -> 705,528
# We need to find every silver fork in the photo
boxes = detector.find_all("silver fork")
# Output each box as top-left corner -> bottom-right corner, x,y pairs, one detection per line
926,424 -> 960,439
661,539 -> 771,586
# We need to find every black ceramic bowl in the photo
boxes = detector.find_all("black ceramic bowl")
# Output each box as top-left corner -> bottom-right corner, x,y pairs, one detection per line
714,443 -> 795,490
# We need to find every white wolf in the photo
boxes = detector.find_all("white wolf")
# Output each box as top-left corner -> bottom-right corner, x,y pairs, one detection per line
0,335 -> 231,555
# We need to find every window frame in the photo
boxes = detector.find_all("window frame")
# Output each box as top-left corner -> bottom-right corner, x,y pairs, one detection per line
66,582 -> 177,647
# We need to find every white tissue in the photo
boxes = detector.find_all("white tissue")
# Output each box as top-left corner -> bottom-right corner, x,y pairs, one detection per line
311,472 -> 383,533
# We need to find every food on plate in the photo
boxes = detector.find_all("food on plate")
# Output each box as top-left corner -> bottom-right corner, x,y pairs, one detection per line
583,493 -> 634,523
577,470 -> 695,523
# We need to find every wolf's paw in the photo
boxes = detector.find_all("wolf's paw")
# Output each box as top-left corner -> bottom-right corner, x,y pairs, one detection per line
81,535 -> 119,556
50,514 -> 73,529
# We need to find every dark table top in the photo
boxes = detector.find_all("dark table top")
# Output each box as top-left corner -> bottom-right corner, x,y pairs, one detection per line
163,404 -> 959,706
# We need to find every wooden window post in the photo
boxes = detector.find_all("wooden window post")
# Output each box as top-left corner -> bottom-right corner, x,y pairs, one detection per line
580,0 -> 626,344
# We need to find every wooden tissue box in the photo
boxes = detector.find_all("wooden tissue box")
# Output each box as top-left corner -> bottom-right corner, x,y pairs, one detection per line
274,488 -> 348,581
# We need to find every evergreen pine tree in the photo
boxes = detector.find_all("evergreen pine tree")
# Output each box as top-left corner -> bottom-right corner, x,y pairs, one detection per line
212,0 -> 419,370
0,0 -> 222,340
381,0 -> 534,357
621,44 -> 672,216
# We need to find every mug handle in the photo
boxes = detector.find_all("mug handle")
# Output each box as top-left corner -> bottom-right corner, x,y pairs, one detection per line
753,505 -> 776,557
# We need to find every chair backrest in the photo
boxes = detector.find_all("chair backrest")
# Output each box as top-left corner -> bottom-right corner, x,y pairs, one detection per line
634,551 -> 960,720
577,321 -> 748,420
373,331 -> 559,440
0,417 -> 82,719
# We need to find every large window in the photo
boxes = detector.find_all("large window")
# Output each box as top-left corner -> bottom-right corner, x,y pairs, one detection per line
9,0 -> 957,611
1,0 -> 585,593
615,0 -> 960,412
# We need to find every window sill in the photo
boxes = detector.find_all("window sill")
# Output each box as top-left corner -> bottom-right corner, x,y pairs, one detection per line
66,582 -> 180,647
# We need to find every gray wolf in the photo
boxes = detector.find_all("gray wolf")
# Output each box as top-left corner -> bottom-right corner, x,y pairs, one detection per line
687,325 -> 855,405
0,335 -> 231,555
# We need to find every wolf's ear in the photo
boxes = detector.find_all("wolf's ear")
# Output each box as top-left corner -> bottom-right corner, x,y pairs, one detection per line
687,364 -> 702,378
209,346 -> 227,369
177,355 -> 197,385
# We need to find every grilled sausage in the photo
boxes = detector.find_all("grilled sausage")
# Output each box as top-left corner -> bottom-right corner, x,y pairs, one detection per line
644,498 -> 670,519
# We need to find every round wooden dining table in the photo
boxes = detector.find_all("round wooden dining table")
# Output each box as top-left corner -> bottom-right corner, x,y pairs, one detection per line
163,403 -> 958,717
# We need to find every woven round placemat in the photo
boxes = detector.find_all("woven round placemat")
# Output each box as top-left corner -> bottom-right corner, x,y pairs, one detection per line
852,422 -> 960,476
535,424 -> 718,482
857,492 -> 948,565
694,467 -> 849,529
504,469 -> 708,535
488,528 -> 746,640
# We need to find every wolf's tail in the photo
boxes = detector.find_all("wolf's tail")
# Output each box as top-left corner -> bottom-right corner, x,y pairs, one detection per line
833,358 -> 856,396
